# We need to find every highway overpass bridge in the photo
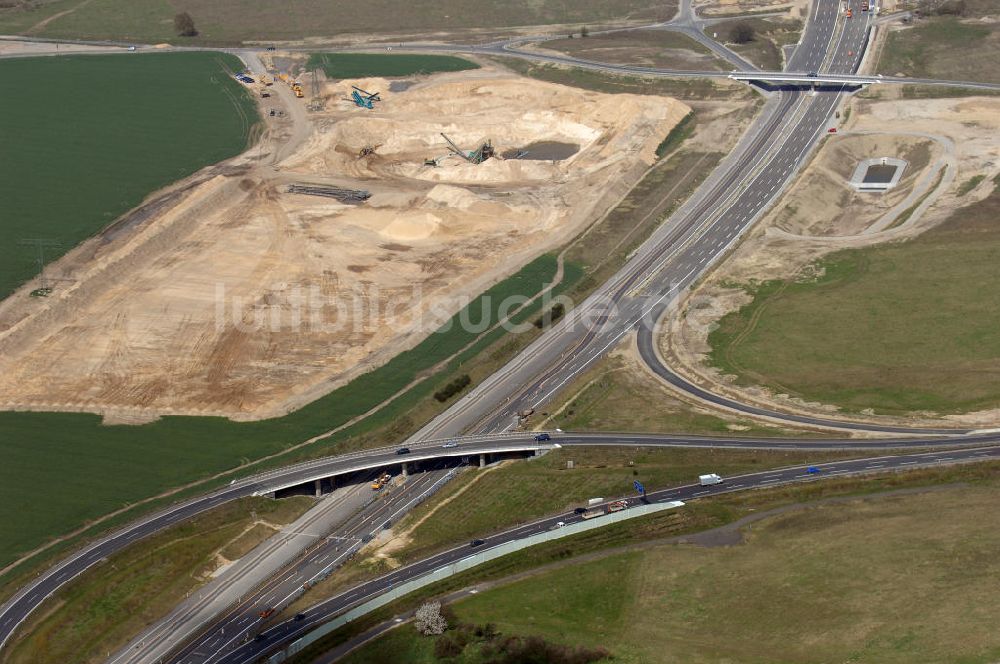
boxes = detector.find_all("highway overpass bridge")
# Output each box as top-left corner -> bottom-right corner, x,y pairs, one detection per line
728,71 -> 882,86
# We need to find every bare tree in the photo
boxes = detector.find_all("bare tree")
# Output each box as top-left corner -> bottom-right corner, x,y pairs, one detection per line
414,601 -> 448,636
729,21 -> 755,44
174,12 -> 197,37
581,25 -> 590,37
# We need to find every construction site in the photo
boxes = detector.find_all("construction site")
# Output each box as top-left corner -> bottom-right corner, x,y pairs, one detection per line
0,63 -> 688,422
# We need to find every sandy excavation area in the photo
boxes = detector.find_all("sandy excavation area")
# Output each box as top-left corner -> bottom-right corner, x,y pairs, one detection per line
659,93 -> 1000,427
0,69 -> 688,421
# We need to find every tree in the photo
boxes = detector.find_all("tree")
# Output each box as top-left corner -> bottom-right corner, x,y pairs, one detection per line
580,25 -> 590,37
174,12 -> 197,37
414,601 -> 448,636
729,21 -> 755,44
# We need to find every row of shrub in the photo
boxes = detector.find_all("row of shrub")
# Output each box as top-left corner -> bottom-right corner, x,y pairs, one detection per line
433,374 -> 471,403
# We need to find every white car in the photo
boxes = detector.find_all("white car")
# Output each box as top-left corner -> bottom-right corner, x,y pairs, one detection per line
441,441 -> 458,448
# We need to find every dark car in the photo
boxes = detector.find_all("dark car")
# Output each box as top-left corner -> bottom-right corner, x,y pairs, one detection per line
267,45 -> 277,51
534,433 -> 551,442
574,507 -> 588,514
807,71 -> 818,77
294,613 -> 306,621
470,539 -> 486,547
396,447 -> 411,455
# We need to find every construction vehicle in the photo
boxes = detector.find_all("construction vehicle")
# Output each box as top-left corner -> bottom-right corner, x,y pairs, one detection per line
581,507 -> 604,520
608,500 -> 628,513
258,608 -> 275,619
861,0 -> 869,9
440,133 -> 494,165
371,472 -> 392,491
260,73 -> 273,86
358,144 -> 382,158
846,7 -> 853,17
351,85 -> 381,109
292,82 -> 304,99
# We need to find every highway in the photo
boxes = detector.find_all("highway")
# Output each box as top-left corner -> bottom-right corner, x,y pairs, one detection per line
157,464 -> 460,664
1,2 -> 999,661
408,0 -> 878,441
4,429 -> 1000,655
204,444 -> 1000,664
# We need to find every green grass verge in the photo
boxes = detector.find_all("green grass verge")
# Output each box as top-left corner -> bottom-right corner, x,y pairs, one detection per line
306,53 -> 478,79
957,174 -> 986,196
0,255 -> 564,573
0,52 -> 257,300
3,496 -> 314,664
654,110 -> 695,158
708,178 -> 1000,415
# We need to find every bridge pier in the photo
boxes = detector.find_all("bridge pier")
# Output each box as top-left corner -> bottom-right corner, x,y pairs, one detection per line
479,453 -> 487,468
314,479 -> 322,497
401,462 -> 409,478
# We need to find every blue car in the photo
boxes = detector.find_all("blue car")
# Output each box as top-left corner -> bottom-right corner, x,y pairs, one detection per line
806,466 -> 821,474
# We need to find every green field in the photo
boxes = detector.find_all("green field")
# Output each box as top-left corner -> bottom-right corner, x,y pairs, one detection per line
708,177 -> 1000,415
878,16 -> 1000,84
0,255 -> 565,575
307,53 -> 478,78
0,0 -> 676,44
346,481 -> 1000,663
5,496 -> 313,664
0,52 -> 256,300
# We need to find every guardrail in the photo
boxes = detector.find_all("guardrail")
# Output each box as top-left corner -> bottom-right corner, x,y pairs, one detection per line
264,500 -> 685,663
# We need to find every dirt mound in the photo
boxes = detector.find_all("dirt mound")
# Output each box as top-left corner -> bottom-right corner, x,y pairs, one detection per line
0,69 -> 688,420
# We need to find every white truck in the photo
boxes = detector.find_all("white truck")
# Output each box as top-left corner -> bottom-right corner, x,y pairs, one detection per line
699,473 -> 723,486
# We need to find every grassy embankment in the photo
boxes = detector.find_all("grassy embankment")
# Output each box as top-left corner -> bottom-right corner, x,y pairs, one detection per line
878,1 -> 1000,85
288,460 -> 1000,663
708,176 -> 1000,415
538,29 -> 734,71
306,53 -> 478,78
0,0 -> 675,44
3,496 -> 314,664
0,52 -> 257,300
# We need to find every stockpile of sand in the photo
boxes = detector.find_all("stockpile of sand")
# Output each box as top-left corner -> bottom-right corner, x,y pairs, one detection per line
0,70 -> 688,420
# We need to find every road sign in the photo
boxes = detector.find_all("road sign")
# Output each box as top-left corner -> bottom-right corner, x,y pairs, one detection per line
633,480 -> 645,495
